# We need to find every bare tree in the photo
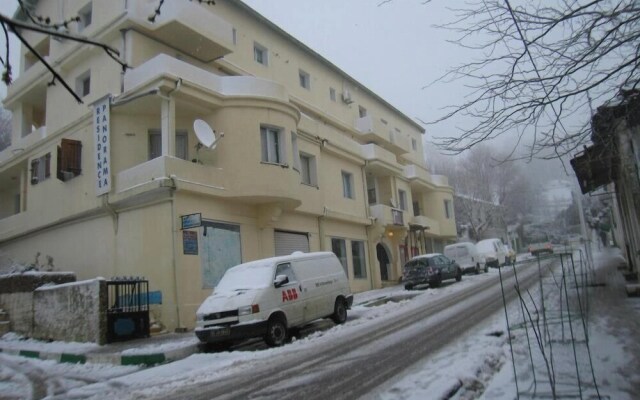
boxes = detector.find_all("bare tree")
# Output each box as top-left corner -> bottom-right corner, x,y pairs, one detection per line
418,0 -> 639,161
434,144 -> 537,240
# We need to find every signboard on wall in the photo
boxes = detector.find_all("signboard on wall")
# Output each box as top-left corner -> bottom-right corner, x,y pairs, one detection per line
181,213 -> 202,229
183,230 -> 199,255
94,95 -> 111,196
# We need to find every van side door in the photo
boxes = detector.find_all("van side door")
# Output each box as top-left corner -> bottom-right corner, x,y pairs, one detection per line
274,262 -> 304,326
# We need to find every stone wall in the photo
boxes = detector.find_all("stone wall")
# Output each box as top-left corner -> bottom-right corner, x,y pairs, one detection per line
33,279 -> 107,344
0,272 -> 76,335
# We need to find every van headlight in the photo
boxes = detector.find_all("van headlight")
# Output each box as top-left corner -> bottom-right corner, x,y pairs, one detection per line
238,304 -> 260,316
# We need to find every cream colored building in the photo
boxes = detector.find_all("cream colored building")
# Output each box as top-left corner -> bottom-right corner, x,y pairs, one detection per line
0,0 -> 456,331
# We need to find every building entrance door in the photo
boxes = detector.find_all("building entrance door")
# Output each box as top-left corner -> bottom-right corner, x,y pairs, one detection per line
377,243 -> 390,281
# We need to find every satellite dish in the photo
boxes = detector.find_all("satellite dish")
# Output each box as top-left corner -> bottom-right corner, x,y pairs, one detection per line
194,119 -> 217,149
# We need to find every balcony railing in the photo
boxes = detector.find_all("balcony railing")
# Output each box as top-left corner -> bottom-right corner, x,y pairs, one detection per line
370,204 -> 405,227
360,143 -> 402,176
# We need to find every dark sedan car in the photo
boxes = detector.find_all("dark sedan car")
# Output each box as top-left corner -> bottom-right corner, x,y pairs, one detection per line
402,253 -> 462,290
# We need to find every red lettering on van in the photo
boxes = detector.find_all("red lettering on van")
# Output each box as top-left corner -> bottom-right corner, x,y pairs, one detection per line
282,288 -> 298,302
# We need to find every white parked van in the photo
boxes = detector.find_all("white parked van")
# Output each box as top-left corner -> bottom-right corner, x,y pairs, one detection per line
195,252 -> 353,347
444,242 -> 487,274
476,238 -> 508,268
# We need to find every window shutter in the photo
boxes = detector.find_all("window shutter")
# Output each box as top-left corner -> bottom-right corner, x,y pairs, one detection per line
61,139 -> 82,175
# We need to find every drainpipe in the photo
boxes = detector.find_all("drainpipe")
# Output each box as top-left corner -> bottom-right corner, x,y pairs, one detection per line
168,175 -> 184,331
318,206 -> 327,251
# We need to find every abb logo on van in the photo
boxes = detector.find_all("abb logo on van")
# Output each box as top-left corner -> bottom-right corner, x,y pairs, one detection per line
282,288 -> 298,302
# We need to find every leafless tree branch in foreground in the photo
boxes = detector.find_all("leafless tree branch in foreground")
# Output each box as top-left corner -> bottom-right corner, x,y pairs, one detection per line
418,0 -> 640,161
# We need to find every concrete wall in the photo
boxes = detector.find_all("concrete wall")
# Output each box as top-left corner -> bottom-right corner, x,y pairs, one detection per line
33,279 -> 107,344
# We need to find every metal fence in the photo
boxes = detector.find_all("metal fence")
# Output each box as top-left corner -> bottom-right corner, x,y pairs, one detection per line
106,277 -> 150,343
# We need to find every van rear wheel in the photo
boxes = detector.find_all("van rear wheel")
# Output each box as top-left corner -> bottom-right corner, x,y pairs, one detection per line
264,316 -> 287,347
331,298 -> 348,324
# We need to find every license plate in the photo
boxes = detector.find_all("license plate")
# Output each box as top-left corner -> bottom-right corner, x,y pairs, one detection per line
209,327 -> 230,338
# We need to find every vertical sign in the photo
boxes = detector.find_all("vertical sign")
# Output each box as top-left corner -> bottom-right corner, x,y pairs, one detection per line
94,95 -> 111,196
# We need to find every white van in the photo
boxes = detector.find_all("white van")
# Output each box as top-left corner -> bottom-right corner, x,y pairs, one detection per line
195,252 -> 353,347
444,242 -> 487,274
476,238 -> 508,268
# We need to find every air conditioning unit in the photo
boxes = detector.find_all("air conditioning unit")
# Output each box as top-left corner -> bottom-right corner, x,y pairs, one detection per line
342,89 -> 354,104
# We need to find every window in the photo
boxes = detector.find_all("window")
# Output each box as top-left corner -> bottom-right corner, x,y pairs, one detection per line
359,106 -> 367,118
30,153 -> 51,184
300,153 -> 316,186
261,126 -> 284,164
275,263 -> 297,284
329,87 -> 336,102
398,190 -> 407,211
367,188 -> 377,204
351,240 -> 367,279
444,199 -> 452,219
78,2 -> 92,32
412,138 -> 417,151
331,238 -> 348,275
299,69 -> 310,89
148,130 -> 188,160
254,42 -> 268,65
413,201 -> 420,216
342,171 -> 354,199
291,132 -> 301,171
75,70 -> 90,98
57,139 -> 82,181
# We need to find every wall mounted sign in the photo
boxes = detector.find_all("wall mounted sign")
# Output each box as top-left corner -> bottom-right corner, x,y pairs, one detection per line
93,95 -> 111,196
181,213 -> 202,229
182,230 -> 198,255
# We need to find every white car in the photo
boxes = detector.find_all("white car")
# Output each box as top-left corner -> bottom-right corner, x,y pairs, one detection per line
444,242 -> 487,274
195,252 -> 353,347
476,238 -> 508,268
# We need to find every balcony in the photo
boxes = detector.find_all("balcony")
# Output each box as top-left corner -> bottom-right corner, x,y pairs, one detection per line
127,0 -> 234,63
123,54 -> 291,105
370,204 -> 406,228
360,143 -> 402,176
410,215 -> 441,236
355,115 -> 410,155
4,57 -> 49,107
114,156 -> 302,209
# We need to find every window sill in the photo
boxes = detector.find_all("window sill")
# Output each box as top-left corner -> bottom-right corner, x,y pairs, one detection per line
261,161 -> 288,168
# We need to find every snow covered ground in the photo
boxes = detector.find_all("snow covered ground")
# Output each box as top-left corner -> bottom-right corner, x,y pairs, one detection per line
1,248 -> 637,400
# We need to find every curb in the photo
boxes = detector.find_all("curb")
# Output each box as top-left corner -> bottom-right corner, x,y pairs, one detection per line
0,343 -> 199,367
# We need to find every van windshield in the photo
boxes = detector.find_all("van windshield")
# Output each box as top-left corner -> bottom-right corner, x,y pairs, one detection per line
215,261 -> 273,292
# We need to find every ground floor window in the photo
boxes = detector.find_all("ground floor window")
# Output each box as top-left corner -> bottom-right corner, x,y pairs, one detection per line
200,221 -> 241,288
351,240 -> 367,279
331,238 -> 348,276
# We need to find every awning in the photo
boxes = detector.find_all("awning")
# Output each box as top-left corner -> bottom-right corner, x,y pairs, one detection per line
570,144 -> 617,194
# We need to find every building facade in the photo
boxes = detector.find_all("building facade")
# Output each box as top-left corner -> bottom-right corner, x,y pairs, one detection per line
0,0 -> 456,330
571,89 -> 640,279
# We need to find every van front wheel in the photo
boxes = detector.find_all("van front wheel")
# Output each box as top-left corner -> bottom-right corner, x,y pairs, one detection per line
264,316 -> 287,347
331,299 -> 348,324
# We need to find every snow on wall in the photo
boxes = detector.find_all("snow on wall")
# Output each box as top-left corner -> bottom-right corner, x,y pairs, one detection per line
33,279 -> 107,344
0,272 -> 76,335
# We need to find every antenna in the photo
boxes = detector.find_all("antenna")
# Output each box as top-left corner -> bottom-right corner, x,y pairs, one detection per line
193,119 -> 224,163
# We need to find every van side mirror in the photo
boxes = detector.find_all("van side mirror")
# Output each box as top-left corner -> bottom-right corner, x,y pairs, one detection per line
274,274 -> 289,288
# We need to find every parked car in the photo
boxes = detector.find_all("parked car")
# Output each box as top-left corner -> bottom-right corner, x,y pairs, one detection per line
195,252 -> 353,348
476,238 -> 508,268
444,242 -> 487,274
528,241 -> 553,256
402,253 -> 462,290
